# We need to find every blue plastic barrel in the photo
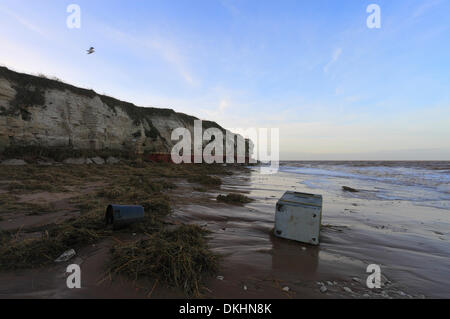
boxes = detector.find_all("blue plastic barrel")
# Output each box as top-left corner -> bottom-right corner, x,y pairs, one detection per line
105,204 -> 145,229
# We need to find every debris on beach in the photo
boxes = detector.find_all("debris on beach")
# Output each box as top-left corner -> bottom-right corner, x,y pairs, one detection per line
342,186 -> 359,193
216,276 -> 224,281
0,159 -> 27,166
217,193 -> 253,205
319,285 -> 328,293
91,157 -> 105,165
188,175 -> 222,187
317,282 -> 328,293
63,158 -> 86,165
0,162 -> 247,299
55,249 -> 76,263
380,291 -> 391,299
352,277 -> 361,283
105,204 -> 145,229
109,224 -> 219,297
106,156 -> 120,164
274,192 -> 323,245
343,287 -> 353,293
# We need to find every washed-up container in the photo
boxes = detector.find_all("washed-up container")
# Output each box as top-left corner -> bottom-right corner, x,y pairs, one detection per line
274,192 -> 323,245
105,204 -> 145,229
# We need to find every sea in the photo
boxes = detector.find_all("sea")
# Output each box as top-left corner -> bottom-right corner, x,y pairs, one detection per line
278,161 -> 450,211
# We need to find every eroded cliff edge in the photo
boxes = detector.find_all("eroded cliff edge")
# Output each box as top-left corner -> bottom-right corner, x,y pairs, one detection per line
0,67 -> 231,158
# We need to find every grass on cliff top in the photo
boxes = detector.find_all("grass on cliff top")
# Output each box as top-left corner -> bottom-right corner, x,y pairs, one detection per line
0,162 -> 229,296
0,66 -> 224,132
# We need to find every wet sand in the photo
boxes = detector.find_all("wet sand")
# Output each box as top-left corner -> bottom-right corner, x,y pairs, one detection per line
0,166 -> 448,298
168,168 -> 448,299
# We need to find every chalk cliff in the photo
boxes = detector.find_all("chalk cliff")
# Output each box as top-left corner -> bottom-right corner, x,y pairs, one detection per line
0,67 -> 235,159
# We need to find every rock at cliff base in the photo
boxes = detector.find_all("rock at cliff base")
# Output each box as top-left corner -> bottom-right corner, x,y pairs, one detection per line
63,158 -> 86,165
91,157 -> 105,165
1,159 -> 27,166
37,160 -> 54,166
106,156 -> 120,164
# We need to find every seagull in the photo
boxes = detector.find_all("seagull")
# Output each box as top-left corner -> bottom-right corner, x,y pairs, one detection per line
86,47 -> 95,54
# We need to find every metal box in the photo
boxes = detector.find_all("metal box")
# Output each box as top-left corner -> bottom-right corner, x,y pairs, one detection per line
274,191 -> 323,245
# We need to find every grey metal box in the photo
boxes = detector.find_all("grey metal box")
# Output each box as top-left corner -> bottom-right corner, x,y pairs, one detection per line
274,191 -> 323,245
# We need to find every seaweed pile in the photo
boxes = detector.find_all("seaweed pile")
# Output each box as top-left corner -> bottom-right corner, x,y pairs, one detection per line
0,162 -> 240,296
217,193 -> 253,205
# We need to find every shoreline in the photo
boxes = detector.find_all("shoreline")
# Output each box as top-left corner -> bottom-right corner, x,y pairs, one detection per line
0,163 -> 447,298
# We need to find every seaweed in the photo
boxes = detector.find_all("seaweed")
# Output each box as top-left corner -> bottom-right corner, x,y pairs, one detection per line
109,224 -> 219,297
187,175 -> 222,187
0,210 -> 104,270
217,193 -> 253,205
0,161 -> 236,296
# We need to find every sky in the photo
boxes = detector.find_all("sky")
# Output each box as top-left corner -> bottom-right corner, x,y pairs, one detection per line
0,0 -> 449,160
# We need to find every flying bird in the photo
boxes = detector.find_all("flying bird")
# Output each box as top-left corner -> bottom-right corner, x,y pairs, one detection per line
86,47 -> 95,54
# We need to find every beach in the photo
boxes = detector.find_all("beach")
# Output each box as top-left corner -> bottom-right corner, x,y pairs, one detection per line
0,161 -> 448,298
172,161 -> 449,298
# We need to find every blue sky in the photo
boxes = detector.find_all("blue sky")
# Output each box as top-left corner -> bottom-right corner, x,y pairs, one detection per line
1,0 -> 449,159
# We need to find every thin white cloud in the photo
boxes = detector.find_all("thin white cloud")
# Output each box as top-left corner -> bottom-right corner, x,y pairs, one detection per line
99,25 -> 196,86
220,0 -> 240,17
0,5 -> 47,38
150,39 -> 195,85
412,0 -> 444,19
323,48 -> 342,73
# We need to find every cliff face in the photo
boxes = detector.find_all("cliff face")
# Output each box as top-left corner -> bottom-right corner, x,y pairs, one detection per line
0,67 -> 229,157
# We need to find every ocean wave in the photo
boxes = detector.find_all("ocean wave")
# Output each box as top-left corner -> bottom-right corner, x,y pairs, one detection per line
279,161 -> 450,170
279,164 -> 450,190
437,184 -> 450,194
278,162 -> 450,210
